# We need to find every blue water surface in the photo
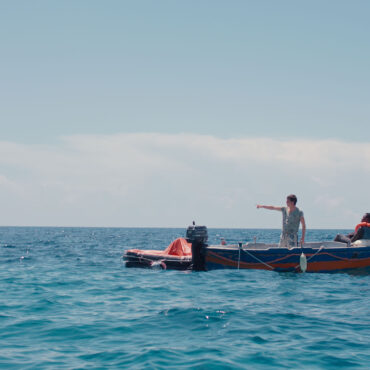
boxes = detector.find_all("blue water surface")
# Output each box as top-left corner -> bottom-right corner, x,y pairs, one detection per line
0,227 -> 369,369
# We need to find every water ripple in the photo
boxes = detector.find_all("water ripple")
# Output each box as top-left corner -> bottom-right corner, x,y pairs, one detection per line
0,227 -> 369,368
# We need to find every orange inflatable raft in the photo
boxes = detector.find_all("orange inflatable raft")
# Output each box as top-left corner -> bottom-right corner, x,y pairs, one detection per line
124,238 -> 192,270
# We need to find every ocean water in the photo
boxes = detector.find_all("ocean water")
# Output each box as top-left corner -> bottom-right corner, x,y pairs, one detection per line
1,227 -> 369,369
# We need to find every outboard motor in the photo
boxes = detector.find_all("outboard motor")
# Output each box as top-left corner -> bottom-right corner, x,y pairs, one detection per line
186,222 -> 208,271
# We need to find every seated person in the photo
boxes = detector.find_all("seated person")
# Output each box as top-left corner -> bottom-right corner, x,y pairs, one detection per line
334,213 -> 370,244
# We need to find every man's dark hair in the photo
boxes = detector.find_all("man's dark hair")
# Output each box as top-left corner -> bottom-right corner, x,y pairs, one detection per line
287,194 -> 297,205
363,213 -> 370,222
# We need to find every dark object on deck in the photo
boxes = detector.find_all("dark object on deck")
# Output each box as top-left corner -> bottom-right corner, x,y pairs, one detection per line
186,224 -> 208,271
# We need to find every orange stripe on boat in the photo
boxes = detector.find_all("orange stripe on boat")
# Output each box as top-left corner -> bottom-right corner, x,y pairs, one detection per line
206,251 -> 370,272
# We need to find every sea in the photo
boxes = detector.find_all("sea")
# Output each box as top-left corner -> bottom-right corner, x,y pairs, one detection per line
1,226 -> 369,369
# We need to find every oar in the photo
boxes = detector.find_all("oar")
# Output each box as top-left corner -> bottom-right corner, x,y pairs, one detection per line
299,241 -> 307,272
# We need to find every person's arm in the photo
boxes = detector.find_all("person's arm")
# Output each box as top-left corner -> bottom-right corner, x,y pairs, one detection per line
351,227 -> 364,242
300,216 -> 306,244
256,205 -> 282,211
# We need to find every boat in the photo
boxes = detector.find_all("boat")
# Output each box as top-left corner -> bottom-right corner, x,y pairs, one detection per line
206,240 -> 370,272
123,224 -> 370,273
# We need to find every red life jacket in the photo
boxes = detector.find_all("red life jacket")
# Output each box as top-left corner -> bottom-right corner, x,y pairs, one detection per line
355,222 -> 370,233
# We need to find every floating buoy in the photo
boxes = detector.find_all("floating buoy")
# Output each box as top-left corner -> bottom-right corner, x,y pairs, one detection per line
300,252 -> 307,272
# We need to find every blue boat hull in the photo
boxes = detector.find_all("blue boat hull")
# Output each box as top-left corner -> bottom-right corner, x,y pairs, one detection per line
205,242 -> 370,273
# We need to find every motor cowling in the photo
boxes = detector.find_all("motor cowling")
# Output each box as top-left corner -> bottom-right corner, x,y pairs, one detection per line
186,225 -> 208,244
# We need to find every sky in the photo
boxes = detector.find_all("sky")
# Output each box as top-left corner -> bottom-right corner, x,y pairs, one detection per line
0,0 -> 369,228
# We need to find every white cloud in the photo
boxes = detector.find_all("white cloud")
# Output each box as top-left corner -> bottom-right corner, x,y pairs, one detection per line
313,195 -> 345,209
0,133 -> 369,228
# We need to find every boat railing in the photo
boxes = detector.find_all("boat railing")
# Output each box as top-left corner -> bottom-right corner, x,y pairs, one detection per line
209,240 -> 370,250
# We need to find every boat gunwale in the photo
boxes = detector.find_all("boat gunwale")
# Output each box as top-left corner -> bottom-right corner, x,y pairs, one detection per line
207,240 -> 370,252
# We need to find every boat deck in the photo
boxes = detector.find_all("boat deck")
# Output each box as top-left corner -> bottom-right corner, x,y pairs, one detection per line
209,241 -> 366,251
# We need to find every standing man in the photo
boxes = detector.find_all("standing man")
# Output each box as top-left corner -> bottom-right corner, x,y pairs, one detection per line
257,194 -> 306,248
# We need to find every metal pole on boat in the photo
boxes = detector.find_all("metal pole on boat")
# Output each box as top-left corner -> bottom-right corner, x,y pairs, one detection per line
238,242 -> 242,270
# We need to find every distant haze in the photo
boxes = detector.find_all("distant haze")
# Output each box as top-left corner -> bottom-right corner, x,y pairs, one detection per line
0,134 -> 368,228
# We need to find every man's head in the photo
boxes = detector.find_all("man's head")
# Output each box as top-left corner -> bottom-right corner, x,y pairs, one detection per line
361,213 -> 370,223
286,194 -> 297,206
